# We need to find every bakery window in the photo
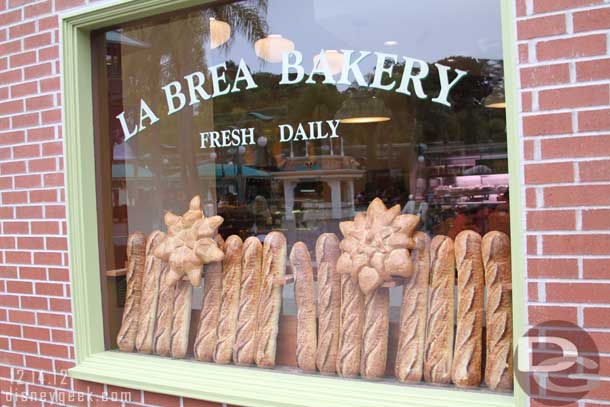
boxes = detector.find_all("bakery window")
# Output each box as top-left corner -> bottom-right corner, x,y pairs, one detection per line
64,0 -> 521,405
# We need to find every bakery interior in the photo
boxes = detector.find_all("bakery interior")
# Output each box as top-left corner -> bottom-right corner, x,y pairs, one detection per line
93,0 -> 512,392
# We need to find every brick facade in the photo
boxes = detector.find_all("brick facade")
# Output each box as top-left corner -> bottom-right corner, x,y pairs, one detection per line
1,0 -> 609,406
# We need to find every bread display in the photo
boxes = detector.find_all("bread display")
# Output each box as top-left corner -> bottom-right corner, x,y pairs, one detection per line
117,231 -> 147,352
135,231 -> 166,354
424,235 -> 455,385
255,231 -> 286,368
482,231 -> 513,391
214,235 -> 244,364
153,260 -> 176,357
452,230 -> 485,388
233,237 -> 263,365
337,198 -> 419,295
290,242 -> 317,372
315,233 -> 341,375
395,231 -> 430,383
361,287 -> 390,379
154,196 -> 224,287
194,235 -> 225,361
170,279 -> 192,359
336,273 -> 364,378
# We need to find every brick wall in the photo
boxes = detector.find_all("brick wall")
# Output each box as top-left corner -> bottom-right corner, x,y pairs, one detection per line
517,0 -> 610,406
0,0 -> 609,406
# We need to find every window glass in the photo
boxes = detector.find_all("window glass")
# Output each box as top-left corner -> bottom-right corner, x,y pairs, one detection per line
94,0 -> 511,392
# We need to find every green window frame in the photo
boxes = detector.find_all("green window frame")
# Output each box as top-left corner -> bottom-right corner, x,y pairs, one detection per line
62,1 -> 526,406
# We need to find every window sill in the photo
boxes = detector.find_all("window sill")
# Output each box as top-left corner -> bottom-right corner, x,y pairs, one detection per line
69,351 -> 514,407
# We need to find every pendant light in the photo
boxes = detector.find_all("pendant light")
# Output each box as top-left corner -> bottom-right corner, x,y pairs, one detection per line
209,17 -> 231,49
313,50 -> 345,75
254,34 -> 295,63
335,94 -> 391,124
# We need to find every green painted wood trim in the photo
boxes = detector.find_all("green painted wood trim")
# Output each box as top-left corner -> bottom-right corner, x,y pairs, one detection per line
62,0 -> 525,406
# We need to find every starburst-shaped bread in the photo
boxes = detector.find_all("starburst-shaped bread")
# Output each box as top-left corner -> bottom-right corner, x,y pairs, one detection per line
336,198 -> 420,295
154,196 -> 225,287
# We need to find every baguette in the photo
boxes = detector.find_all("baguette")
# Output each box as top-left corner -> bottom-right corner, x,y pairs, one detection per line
336,274 -> 364,378
482,231 -> 513,391
255,231 -> 286,368
233,237 -> 263,365
117,232 -> 147,352
136,231 -> 166,354
193,235 -> 225,361
170,279 -> 192,358
214,235 -> 244,364
395,231 -> 431,383
452,230 -> 485,388
153,260 -> 175,356
361,285 -> 390,379
315,233 -> 341,375
423,235 -> 455,385
291,242 -> 317,372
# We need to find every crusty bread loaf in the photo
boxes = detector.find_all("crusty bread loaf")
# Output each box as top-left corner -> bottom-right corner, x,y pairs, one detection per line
136,231 -> 166,354
255,231 -> 286,368
452,230 -> 485,388
336,273 -> 364,378
315,233 -> 341,375
482,231 -> 513,391
194,235 -> 224,361
291,241 -> 317,372
214,235 -> 244,364
233,237 -> 263,365
154,258 -> 175,357
117,232 -> 147,352
423,235 -> 455,385
395,231 -> 431,383
170,279 -> 192,359
361,286 -> 390,379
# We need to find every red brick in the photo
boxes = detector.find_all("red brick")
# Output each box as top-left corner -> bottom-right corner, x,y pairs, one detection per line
524,138 -> 534,159
6,280 -> 32,294
50,298 -> 71,312
518,14 -> 566,40
519,43 -> 529,64
9,21 -> 35,38
39,45 -> 58,61
36,282 -> 63,297
38,15 -> 57,31
13,145 -> 40,160
142,391 -> 181,407
0,236 -> 15,248
5,250 -> 31,264
56,0 -> 84,10
544,234 -> 610,255
20,295 -> 47,310
579,109 -> 610,132
24,32 -> 52,49
24,62 -> 53,80
537,34 -> 607,61
583,209 -> 610,230
19,266 -> 45,280
527,235 -> 537,255
48,267 -> 69,282
573,7 -> 610,32
16,205 -> 42,219
17,236 -> 44,250
546,282 -> 610,303
31,220 -> 59,234
40,77 -> 60,92
12,113 -> 39,128
2,221 -> 29,234
11,81 -> 38,98
24,0 -> 51,18
2,190 -> 27,204
23,326 -> 50,341
14,174 -> 41,188
0,68 -> 21,83
583,307 -> 610,328
42,141 -> 63,155
9,50 -> 36,67
534,0 -> 605,13
0,266 -> 17,278
25,355 -> 53,371
9,309 -> 35,324
0,131 -> 25,146
542,135 -> 610,159
0,9 -> 22,25
526,187 -> 537,208
43,172 -> 64,187
28,157 -> 56,172
30,189 -> 56,202
525,162 -> 574,184
34,252 -> 62,265
27,126 -> 54,142
37,312 -> 65,328
527,210 -> 576,230
46,236 -> 67,250
106,385 -> 142,403
39,343 -> 69,358
529,305 -> 578,325
183,398 -> 221,407
45,204 -> 65,218
41,108 -> 62,124
0,323 -> 21,338
577,58 -> 610,81
26,95 -> 54,110
523,113 -> 572,136
580,159 -> 610,182
0,100 -> 23,115
539,85 -> 609,110
544,185 -> 610,207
